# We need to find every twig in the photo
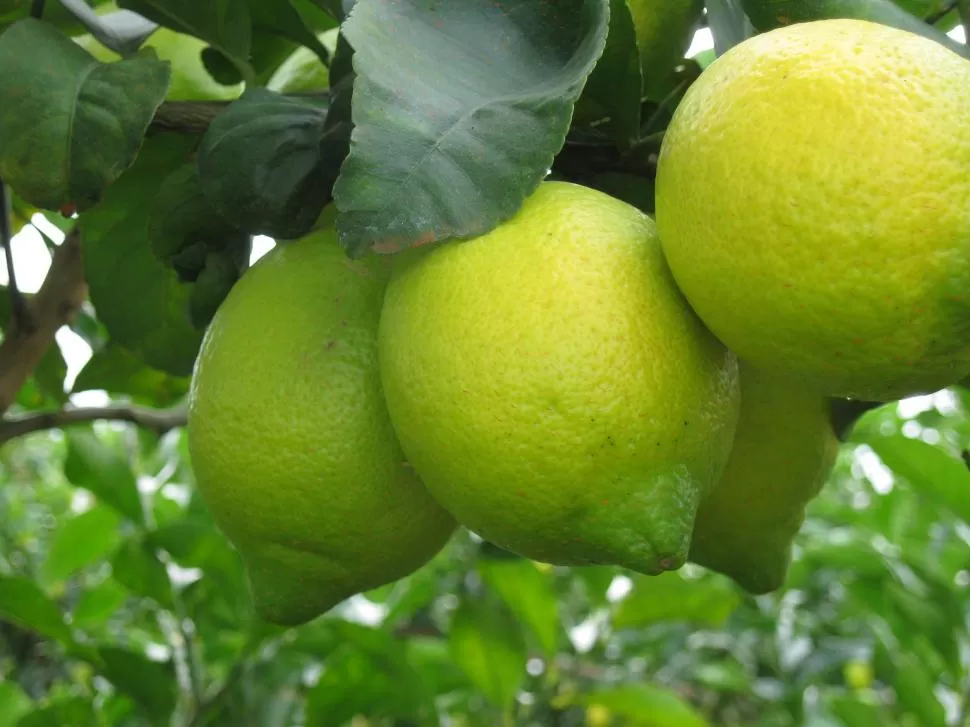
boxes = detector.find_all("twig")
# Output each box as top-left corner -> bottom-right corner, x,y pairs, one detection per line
0,228 -> 87,416
149,92 -> 329,135
0,403 -> 187,444
0,181 -> 27,326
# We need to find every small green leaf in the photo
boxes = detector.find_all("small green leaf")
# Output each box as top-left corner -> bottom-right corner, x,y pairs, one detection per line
581,684 -> 709,727
117,0 -> 253,79
576,0 -> 641,149
64,430 -> 144,525
73,343 -> 190,405
72,579 -> 129,627
448,598 -> 526,709
0,680 -> 32,726
15,697 -> 97,727
111,538 -> 173,609
249,0 -> 331,66
479,559 -> 560,656
98,647 -> 177,720
80,133 -> 205,376
334,0 -> 610,255
0,18 -> 169,210
0,575 -> 74,644
41,506 -> 122,585
198,88 -> 333,239
867,435 -> 970,524
613,572 -> 740,629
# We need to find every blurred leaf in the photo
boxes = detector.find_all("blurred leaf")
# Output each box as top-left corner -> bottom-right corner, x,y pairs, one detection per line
705,0 -> 753,55
0,575 -> 74,644
64,430 -> 144,525
80,133 -> 204,376
0,681 -> 32,726
693,660 -> 751,693
111,537 -> 173,609
98,646 -> 177,720
614,572 -> 740,629
867,435 -> 970,524
72,579 -> 129,627
0,18 -> 169,210
891,653 -> 947,727
15,697 -> 97,727
581,684 -> 709,727
448,598 -> 526,709
73,343 -> 190,405
479,559 -> 560,656
41,506 -> 122,585
334,0 -> 609,255
827,695 -> 891,727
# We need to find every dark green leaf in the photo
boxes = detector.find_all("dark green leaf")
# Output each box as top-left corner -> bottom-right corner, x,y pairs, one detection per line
614,572 -> 740,629
448,598 -> 526,709
0,18 -> 169,210
117,0 -> 254,79
73,343 -> 190,405
0,682 -> 31,727
334,0 -> 610,255
479,559 -> 560,656
576,0 -> 641,149
64,430 -> 144,525
705,0 -> 754,55
98,646 -> 177,719
249,0 -> 330,65
198,88 -> 333,239
867,435 -> 970,524
80,133 -> 205,376
72,579 -> 129,627
581,684 -> 709,727
41,506 -> 122,585
0,575 -> 74,644
111,537 -> 173,608
15,697 -> 97,727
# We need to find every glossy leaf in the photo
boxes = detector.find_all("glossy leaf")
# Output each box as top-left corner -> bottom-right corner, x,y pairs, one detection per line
64,430 -> 144,525
0,575 -> 74,644
334,0 -> 610,255
72,343 -> 190,405
41,506 -> 122,585
448,598 -> 526,709
479,559 -> 560,656
0,18 -> 169,210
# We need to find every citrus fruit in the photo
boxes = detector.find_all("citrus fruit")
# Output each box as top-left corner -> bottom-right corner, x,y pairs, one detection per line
689,365 -> 838,593
379,182 -> 740,575
655,19 -> 970,401
187,228 -> 456,626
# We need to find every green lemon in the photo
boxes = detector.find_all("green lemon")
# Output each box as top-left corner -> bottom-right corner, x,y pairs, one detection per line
75,29 -> 242,101
689,365 -> 838,593
187,229 -> 456,626
656,19 -> 970,400
379,182 -> 740,575
628,0 -> 704,99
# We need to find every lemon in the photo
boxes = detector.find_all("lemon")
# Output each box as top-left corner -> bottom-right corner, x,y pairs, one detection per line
379,182 -> 740,575
187,229 -> 456,626
689,365 -> 838,593
656,19 -> 970,401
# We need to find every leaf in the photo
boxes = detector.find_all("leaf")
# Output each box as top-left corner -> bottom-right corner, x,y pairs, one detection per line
479,559 -> 560,656
64,430 -> 144,525
891,653 -> 947,727
111,538 -> 173,609
80,133 -> 205,376
576,0 -> 641,149
0,575 -> 74,644
72,343 -> 190,406
117,0 -> 253,80
41,506 -> 122,585
98,646 -> 177,720
15,697 -> 97,727
72,579 -> 129,627
248,0 -> 331,65
0,681 -> 32,726
198,88 -> 334,239
613,572 -> 740,629
705,0 -> 754,56
334,0 -> 610,256
0,18 -> 169,210
866,435 -> 970,524
581,684 -> 710,727
58,2 -> 159,56
448,598 -> 526,709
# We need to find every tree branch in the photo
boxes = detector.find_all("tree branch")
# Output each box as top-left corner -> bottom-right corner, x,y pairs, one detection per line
0,228 -> 87,415
0,403 -> 187,444
149,92 -> 330,135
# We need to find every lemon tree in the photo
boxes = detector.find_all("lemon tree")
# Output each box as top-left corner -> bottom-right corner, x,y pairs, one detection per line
1,1 -> 970,725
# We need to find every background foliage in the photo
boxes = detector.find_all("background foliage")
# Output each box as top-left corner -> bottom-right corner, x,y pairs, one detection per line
1,0 -> 970,725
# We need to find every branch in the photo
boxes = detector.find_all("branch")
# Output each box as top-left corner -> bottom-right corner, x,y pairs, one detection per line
0,403 -> 187,444
149,92 -> 330,135
0,228 -> 87,415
